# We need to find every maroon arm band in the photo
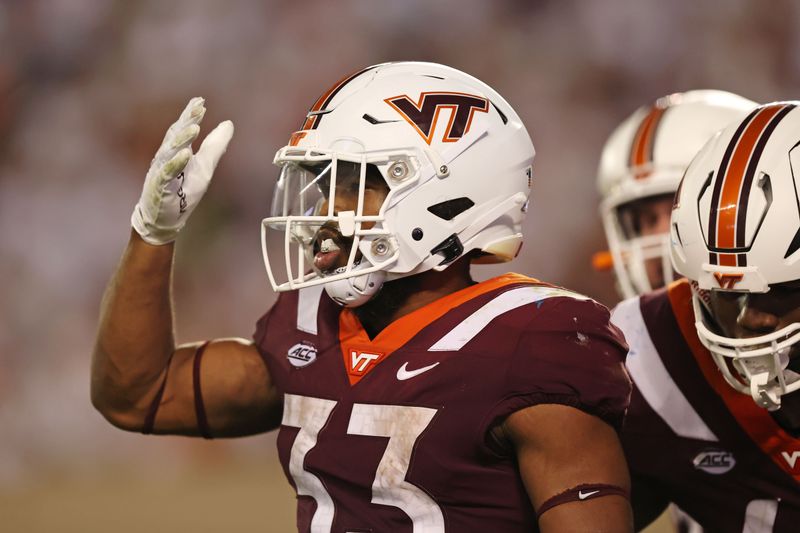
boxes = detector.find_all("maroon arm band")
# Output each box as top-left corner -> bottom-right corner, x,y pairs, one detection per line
193,341 -> 213,439
536,483 -> 629,518
142,353 -> 175,434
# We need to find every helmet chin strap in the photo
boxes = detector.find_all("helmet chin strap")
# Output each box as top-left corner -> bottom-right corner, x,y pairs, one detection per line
750,372 -> 782,411
741,348 -> 792,411
324,261 -> 387,307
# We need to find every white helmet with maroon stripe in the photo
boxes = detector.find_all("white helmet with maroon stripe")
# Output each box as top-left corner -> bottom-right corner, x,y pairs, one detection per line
261,62 -> 535,306
671,101 -> 800,410
597,91 -> 756,299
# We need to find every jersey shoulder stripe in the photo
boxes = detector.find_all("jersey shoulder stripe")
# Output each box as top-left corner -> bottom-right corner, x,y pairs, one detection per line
428,285 -> 589,352
297,284 -> 325,334
612,295 -> 718,442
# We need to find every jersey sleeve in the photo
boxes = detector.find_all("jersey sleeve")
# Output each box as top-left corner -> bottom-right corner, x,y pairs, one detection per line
252,291 -> 299,388
491,297 -> 632,431
253,297 -> 279,360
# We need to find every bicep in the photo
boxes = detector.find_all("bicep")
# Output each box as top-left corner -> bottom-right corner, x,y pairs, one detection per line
151,338 -> 282,437
503,403 -> 633,533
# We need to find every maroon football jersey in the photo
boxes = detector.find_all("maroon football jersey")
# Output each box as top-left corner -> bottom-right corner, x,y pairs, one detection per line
615,280 -> 800,532
254,273 -> 630,533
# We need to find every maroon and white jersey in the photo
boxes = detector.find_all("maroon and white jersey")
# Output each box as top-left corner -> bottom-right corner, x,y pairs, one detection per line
254,273 -> 630,533
614,280 -> 800,532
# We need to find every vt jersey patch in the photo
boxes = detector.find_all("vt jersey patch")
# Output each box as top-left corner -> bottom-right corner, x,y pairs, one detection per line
344,346 -> 386,385
782,450 -> 800,470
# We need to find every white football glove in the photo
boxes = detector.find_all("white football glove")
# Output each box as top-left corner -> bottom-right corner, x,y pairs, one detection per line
131,97 -> 234,245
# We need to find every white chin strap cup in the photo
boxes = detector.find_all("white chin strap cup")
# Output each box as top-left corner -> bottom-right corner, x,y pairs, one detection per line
324,266 -> 386,307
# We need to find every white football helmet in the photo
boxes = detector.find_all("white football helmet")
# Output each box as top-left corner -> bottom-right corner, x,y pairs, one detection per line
671,101 -> 800,410
598,91 -> 757,299
262,62 -> 535,306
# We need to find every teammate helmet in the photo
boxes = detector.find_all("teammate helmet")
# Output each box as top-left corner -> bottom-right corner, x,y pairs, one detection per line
671,102 -> 800,410
262,62 -> 535,306
597,91 -> 757,299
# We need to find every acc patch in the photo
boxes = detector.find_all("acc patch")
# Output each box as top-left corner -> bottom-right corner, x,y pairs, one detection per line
693,448 -> 736,475
287,342 -> 318,368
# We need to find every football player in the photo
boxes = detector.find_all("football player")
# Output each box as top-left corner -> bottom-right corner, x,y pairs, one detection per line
596,91 -> 757,533
91,62 -> 634,532
596,90 -> 757,300
613,102 -> 800,531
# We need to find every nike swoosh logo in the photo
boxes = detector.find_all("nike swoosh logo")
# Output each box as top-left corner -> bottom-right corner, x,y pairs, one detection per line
396,362 -> 440,381
578,490 -> 600,500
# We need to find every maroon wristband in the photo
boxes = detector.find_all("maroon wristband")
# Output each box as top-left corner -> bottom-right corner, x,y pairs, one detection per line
193,341 -> 213,439
536,483 -> 629,518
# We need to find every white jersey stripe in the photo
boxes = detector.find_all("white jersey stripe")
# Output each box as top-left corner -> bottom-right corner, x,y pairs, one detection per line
611,297 -> 718,442
297,284 -> 325,335
743,499 -> 778,532
428,286 -> 589,352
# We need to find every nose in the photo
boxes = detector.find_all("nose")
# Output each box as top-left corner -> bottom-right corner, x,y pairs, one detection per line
318,194 -> 358,218
653,210 -> 671,234
333,196 -> 358,216
737,305 -> 780,336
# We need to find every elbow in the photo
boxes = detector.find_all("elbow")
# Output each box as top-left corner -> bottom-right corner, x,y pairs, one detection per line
90,377 -> 147,433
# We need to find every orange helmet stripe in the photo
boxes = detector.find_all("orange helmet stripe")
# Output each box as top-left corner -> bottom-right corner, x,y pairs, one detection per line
715,105 -> 783,249
301,66 -> 374,130
718,253 -> 737,267
708,103 -> 795,263
629,105 -> 667,178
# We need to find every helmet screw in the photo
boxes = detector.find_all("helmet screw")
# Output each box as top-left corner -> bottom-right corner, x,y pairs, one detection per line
412,228 -> 423,241
372,238 -> 390,256
439,165 -> 448,174
389,161 -> 409,181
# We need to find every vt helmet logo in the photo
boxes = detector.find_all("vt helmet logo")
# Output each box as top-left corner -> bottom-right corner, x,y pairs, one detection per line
385,92 -> 489,145
713,272 -> 744,289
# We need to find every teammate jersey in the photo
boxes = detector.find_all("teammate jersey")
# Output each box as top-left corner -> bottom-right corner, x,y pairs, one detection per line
614,279 -> 800,532
253,273 -> 630,533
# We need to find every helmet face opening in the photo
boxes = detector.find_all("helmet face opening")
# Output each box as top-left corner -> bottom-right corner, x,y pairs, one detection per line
262,149 -> 406,292
605,192 -> 676,297
691,287 -> 800,410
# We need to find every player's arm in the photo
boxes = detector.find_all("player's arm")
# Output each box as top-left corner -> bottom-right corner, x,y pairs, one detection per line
502,404 -> 634,533
92,232 -> 282,437
91,98 -> 282,437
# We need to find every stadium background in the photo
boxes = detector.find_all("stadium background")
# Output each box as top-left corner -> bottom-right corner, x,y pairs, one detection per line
1,0 -> 798,531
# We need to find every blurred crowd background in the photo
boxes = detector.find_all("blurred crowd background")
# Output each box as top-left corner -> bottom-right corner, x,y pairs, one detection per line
1,0 -> 799,531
